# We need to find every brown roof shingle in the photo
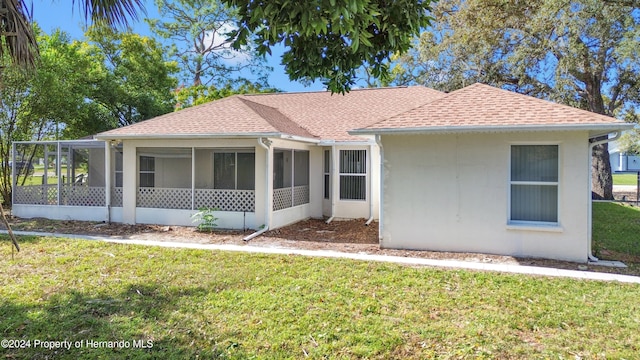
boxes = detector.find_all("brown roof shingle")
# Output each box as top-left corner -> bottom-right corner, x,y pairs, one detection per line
357,83 -> 629,133
97,86 -> 446,141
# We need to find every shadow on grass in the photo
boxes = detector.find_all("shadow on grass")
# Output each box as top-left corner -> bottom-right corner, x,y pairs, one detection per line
0,283 -> 227,359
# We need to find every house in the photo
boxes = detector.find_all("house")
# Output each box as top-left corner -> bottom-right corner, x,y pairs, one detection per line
11,83 -> 631,262
11,86 -> 445,233
350,83 -> 631,263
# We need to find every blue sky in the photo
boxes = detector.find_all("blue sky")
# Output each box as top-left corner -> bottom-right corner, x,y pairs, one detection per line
32,0 -> 325,92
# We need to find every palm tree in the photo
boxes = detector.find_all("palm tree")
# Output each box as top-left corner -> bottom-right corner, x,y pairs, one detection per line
0,0 -> 144,252
0,0 -> 145,66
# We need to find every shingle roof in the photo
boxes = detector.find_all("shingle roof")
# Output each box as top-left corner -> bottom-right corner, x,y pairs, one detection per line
244,86 -> 446,141
97,86 -> 446,141
355,83 -> 630,134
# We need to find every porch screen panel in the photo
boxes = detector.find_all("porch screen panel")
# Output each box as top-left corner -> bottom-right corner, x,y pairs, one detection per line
510,145 -> 559,223
237,153 -> 255,190
214,153 -> 236,189
139,156 -> 155,187
273,149 -> 309,210
339,150 -> 366,200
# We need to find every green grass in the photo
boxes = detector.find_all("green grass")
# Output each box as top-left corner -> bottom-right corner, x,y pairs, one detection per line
612,173 -> 639,185
592,202 -> 640,264
1,236 -> 640,359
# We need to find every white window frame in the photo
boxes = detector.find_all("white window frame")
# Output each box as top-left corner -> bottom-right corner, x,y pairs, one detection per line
339,149 -> 367,201
508,143 -> 560,227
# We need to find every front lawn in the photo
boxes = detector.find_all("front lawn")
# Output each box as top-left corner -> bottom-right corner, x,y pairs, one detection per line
1,236 -> 639,359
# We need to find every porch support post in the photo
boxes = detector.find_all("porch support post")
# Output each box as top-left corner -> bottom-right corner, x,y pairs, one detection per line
57,142 -> 61,205
191,147 -> 195,210
11,142 -> 16,205
104,141 -> 112,221
122,142 -> 137,224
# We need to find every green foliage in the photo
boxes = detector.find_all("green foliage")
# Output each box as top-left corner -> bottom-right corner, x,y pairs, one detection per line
147,0 -> 271,88
191,207 -> 219,232
86,25 -> 179,127
224,0 -> 435,93
174,82 -> 277,110
1,237 -> 640,358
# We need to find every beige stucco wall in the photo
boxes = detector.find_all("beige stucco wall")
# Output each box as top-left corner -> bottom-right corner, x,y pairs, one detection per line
380,131 -> 590,263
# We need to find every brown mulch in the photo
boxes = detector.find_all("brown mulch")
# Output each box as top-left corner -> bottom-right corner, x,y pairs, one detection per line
1,211 -> 638,277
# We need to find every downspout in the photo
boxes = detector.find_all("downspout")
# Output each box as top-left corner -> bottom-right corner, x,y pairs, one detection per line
244,137 -> 271,241
365,143 -> 374,225
375,135 -> 384,243
587,131 -> 621,262
326,144 -> 336,224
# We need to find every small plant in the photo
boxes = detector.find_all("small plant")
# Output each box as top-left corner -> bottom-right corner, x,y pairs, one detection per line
191,207 -> 219,232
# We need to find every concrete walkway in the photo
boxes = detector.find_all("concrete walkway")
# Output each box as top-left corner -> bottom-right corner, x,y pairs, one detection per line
3,229 -> 640,284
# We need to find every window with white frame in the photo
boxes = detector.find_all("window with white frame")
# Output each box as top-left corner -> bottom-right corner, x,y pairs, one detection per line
214,151 -> 255,190
324,150 -> 330,199
510,145 -> 559,224
139,156 -> 155,187
339,150 -> 366,200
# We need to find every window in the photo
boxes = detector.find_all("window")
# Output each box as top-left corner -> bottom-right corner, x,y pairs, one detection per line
339,150 -> 366,200
510,145 -> 558,223
139,156 -> 155,187
214,151 -> 255,190
324,150 -> 330,199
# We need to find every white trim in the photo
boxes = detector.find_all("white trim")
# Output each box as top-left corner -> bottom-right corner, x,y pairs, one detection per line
350,123 -> 634,136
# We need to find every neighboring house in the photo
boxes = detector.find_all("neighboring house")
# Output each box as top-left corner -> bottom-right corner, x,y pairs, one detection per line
350,83 -> 631,263
11,83 -> 631,262
609,143 -> 640,172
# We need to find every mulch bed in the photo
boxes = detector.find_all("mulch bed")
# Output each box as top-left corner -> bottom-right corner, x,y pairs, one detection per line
265,218 -> 378,244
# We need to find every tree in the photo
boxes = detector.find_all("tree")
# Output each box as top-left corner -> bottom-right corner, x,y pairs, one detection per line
223,0 -> 435,93
148,0 -> 270,89
174,81 -> 276,110
390,0 -> 640,200
86,26 -> 178,127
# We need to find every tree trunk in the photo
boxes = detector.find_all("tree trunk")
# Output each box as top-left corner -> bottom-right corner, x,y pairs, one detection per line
591,141 -> 614,200
0,201 -> 19,252
586,76 -> 614,200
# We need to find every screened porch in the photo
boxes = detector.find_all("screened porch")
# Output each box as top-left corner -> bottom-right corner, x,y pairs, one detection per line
130,147 -> 256,213
12,141 -> 107,207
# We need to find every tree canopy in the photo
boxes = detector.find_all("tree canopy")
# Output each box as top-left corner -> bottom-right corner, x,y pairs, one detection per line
223,0 -> 435,93
148,0 -> 271,89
